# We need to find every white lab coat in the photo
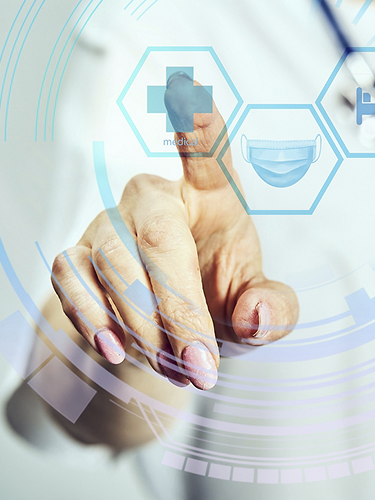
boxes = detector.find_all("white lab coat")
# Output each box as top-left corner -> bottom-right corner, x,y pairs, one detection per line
2,1 -> 375,499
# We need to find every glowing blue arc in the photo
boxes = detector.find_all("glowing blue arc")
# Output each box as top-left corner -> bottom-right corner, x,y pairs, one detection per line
51,0 -> 104,141
43,0 -> 95,141
35,0 -> 83,141
5,0 -> 46,141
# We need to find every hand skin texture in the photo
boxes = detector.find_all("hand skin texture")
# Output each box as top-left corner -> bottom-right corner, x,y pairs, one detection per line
42,74 -> 299,448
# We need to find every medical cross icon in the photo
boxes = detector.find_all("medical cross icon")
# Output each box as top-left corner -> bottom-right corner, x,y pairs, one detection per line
147,66 -> 213,133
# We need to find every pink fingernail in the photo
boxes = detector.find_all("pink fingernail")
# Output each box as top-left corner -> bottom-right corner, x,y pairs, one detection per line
255,303 -> 272,339
241,336 -> 271,346
182,341 -> 218,391
95,329 -> 125,364
157,349 -> 190,388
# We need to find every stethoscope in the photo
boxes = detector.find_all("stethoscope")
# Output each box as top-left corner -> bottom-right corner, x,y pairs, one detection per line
319,0 -> 375,148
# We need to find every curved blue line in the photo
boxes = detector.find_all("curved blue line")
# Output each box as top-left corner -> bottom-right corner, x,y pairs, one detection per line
3,235 -> 375,411
0,0 -> 28,65
5,0 -> 46,141
98,249 -> 129,287
88,256 -> 190,346
36,241 -> 218,372
132,0 -> 147,15
43,0 -> 94,141
51,0 -> 104,140
0,237 -> 102,360
137,0 -> 158,20
0,0 -> 37,117
35,0 -> 83,141
0,238 -> 373,392
289,263 -> 368,294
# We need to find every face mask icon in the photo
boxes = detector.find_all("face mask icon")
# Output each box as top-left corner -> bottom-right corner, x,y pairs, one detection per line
241,134 -> 322,188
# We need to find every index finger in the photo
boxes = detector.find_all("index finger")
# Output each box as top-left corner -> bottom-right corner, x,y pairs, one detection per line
164,71 -> 234,191
131,182 -> 219,391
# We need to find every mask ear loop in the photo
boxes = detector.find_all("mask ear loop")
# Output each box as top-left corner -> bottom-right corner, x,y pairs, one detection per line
312,134 -> 322,163
241,134 -> 251,163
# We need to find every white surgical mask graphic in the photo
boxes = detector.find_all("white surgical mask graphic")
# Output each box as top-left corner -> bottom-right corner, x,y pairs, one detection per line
241,134 -> 322,188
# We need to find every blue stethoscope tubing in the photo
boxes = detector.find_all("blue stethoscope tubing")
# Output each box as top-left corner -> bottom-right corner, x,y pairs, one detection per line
319,0 -> 375,87
318,0 -> 354,55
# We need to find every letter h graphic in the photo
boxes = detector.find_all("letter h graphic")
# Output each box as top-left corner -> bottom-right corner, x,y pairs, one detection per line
356,87 -> 375,125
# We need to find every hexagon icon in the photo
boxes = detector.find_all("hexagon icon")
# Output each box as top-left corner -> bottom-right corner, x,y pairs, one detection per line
117,46 -> 242,157
217,104 -> 343,215
317,47 -> 375,158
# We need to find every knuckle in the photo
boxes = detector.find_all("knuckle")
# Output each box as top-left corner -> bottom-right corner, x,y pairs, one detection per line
131,316 -> 162,345
95,210 -> 112,227
125,174 -> 163,193
126,174 -> 149,191
122,175 -> 172,209
122,174 -> 151,202
51,247 -> 91,301
92,236 -> 123,267
51,247 -> 86,282
61,289 -> 100,324
59,294 -> 75,318
137,216 -> 184,250
166,299 -> 208,336
51,251 -> 69,278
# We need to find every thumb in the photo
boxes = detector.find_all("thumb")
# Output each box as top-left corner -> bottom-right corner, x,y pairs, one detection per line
231,281 -> 299,345
164,71 -> 233,191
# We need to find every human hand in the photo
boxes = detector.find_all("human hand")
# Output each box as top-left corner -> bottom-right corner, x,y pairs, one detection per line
51,72 -> 299,392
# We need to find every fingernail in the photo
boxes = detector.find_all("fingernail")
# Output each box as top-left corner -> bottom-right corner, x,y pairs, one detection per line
239,303 -> 272,346
95,329 -> 125,365
182,341 -> 218,391
166,71 -> 192,89
157,349 -> 190,388
255,303 -> 272,339
241,337 -> 271,346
